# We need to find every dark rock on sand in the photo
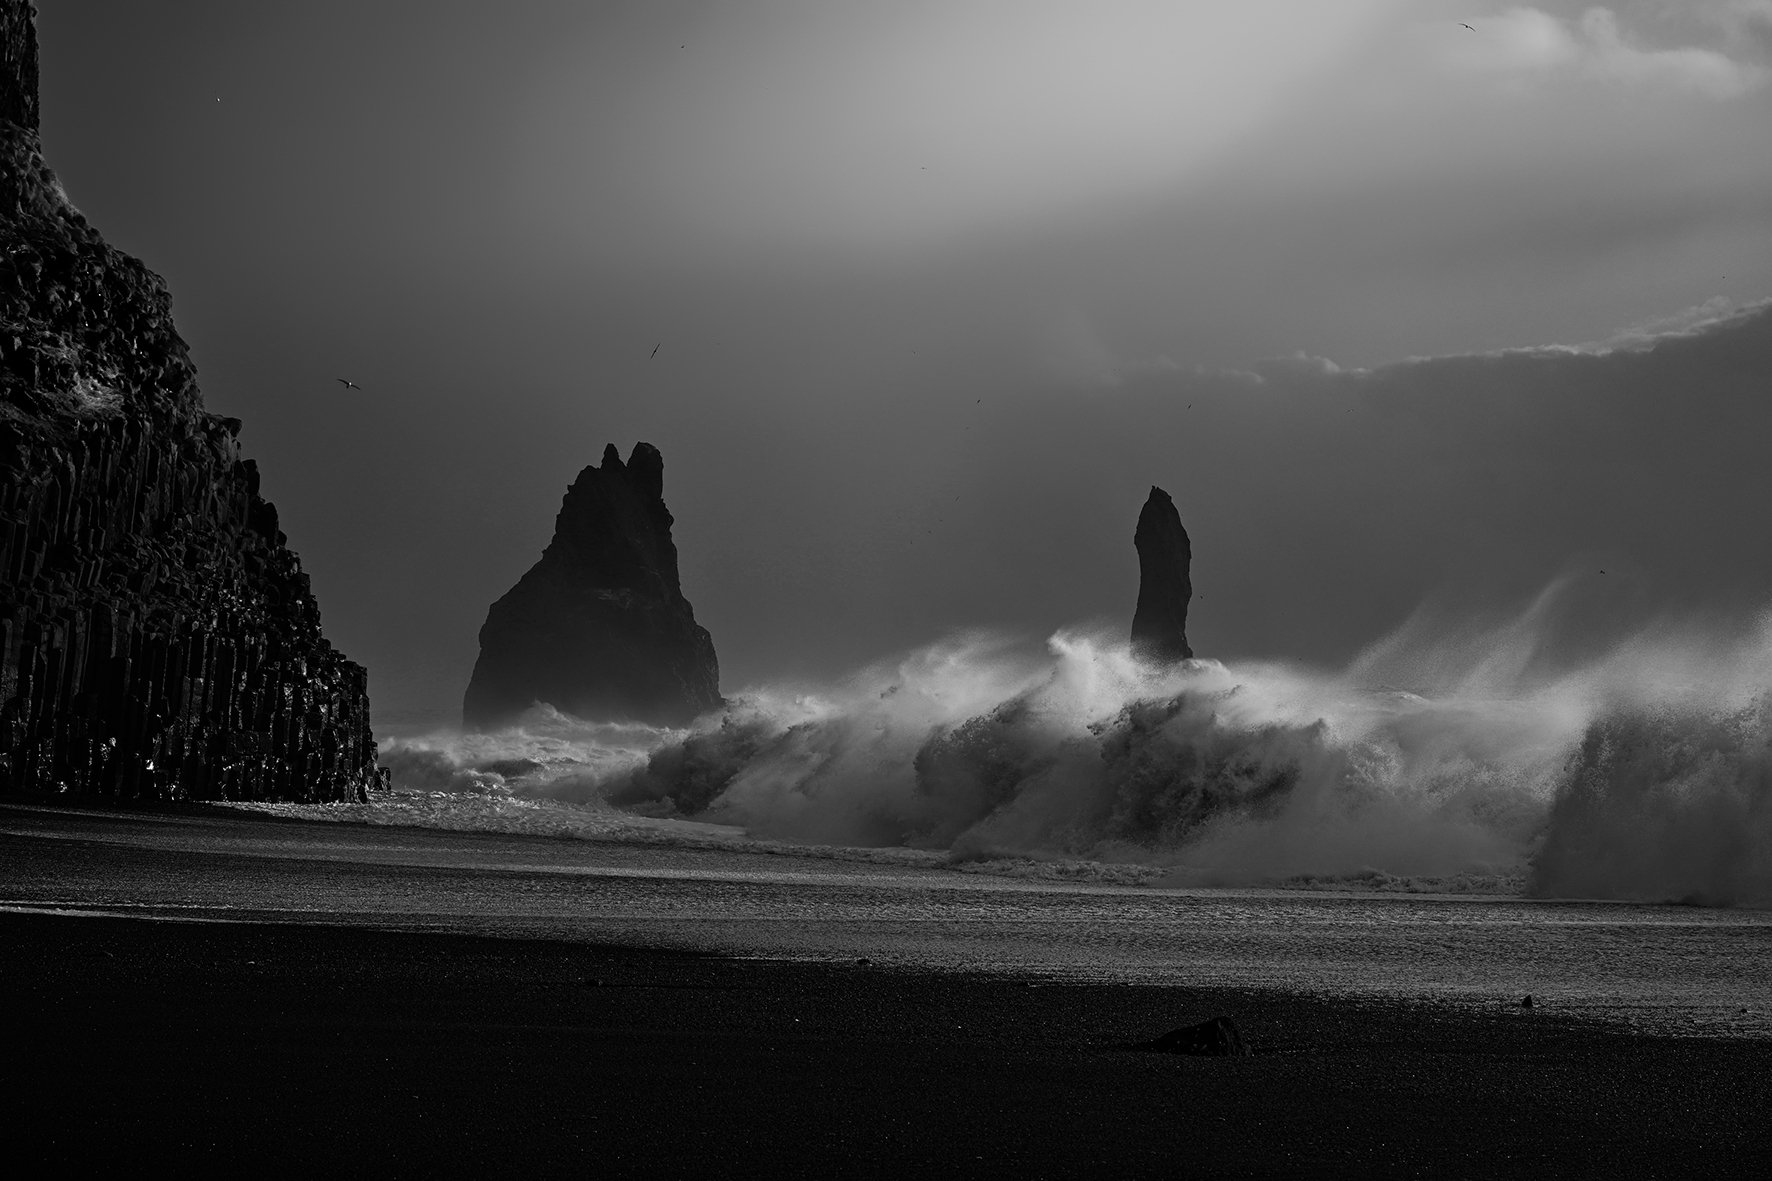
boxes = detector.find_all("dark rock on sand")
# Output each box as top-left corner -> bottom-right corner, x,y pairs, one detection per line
1146,1015 -> 1249,1056
1130,486 -> 1193,663
0,3 -> 383,802
464,442 -> 721,728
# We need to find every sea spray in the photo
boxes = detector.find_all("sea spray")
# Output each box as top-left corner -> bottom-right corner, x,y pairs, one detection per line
617,633 -> 1055,845
601,632 -> 1562,887
376,587 -> 1772,904
1533,697 -> 1772,906
378,705 -> 663,798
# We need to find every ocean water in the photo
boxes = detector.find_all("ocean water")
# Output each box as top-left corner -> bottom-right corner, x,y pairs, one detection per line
376,583 -> 1772,907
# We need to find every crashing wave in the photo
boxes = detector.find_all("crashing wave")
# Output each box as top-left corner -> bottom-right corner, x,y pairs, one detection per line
376,586 -> 1772,905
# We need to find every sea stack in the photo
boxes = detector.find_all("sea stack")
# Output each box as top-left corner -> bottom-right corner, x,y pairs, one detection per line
0,2 -> 382,801
463,442 -> 721,728
1130,486 -> 1193,663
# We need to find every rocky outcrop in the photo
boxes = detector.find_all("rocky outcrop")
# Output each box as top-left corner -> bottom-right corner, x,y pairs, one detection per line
1144,1015 -> 1249,1056
464,442 -> 721,728
1,3 -> 35,133
1130,485 -> 1193,662
1,2 -> 383,801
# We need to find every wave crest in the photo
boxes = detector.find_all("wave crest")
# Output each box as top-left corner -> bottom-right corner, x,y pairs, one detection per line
1534,697 -> 1772,905
380,587 -> 1772,905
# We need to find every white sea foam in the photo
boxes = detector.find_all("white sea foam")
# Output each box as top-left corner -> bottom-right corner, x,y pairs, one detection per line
370,581 -> 1772,905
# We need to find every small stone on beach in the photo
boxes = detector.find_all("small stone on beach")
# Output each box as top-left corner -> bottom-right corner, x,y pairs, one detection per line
1146,1015 -> 1250,1057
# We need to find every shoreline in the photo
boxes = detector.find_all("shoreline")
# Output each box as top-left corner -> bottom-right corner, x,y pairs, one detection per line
7,909 -> 1772,1176
7,799 -> 1772,1022
3,791 -> 1538,899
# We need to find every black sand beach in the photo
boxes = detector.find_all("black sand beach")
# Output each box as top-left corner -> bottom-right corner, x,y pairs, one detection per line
4,805 -> 1770,1177
7,912 -> 1772,1177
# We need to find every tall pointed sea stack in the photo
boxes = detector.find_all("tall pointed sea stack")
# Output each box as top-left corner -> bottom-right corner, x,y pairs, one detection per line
1,2 -> 382,800
1130,486 -> 1193,662
464,442 -> 721,728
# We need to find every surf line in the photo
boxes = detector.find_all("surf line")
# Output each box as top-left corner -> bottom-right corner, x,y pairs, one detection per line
0,900 -> 322,924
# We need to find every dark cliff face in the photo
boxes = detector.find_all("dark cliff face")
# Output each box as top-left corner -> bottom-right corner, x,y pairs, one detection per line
464,442 -> 722,728
1,2 -> 383,801
1131,485 -> 1193,663
1,4 -> 35,134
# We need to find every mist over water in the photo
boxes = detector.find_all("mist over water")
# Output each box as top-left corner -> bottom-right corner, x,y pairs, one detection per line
379,581 -> 1772,907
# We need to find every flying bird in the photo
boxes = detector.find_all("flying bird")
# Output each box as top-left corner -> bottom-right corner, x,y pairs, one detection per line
650,342 -> 661,359
335,377 -> 361,391
1461,22 -> 1476,31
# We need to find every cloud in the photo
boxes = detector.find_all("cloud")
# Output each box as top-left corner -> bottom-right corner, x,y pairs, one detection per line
1699,1 -> 1772,52
1453,7 -> 1584,72
522,0 -> 1403,260
1069,296 -> 1768,392
1590,294 -> 1770,349
1048,293 -> 1772,392
1451,6 -> 1768,97
1084,295 -> 1760,391
1085,351 -> 1370,391
1406,294 -> 1772,360
1578,7 -> 1768,94
1038,308 -> 1123,388
1253,351 -> 1359,380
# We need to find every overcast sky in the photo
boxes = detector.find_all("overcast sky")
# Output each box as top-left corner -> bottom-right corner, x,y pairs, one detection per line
36,1 -> 1772,725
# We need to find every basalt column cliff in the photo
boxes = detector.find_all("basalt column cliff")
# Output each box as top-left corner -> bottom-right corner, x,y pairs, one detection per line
1,3 -> 383,800
465,443 -> 721,728
1130,485 -> 1193,663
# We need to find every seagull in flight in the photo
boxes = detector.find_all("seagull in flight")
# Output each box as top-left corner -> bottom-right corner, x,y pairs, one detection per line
650,342 -> 661,359
1461,22 -> 1476,31
335,377 -> 361,391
